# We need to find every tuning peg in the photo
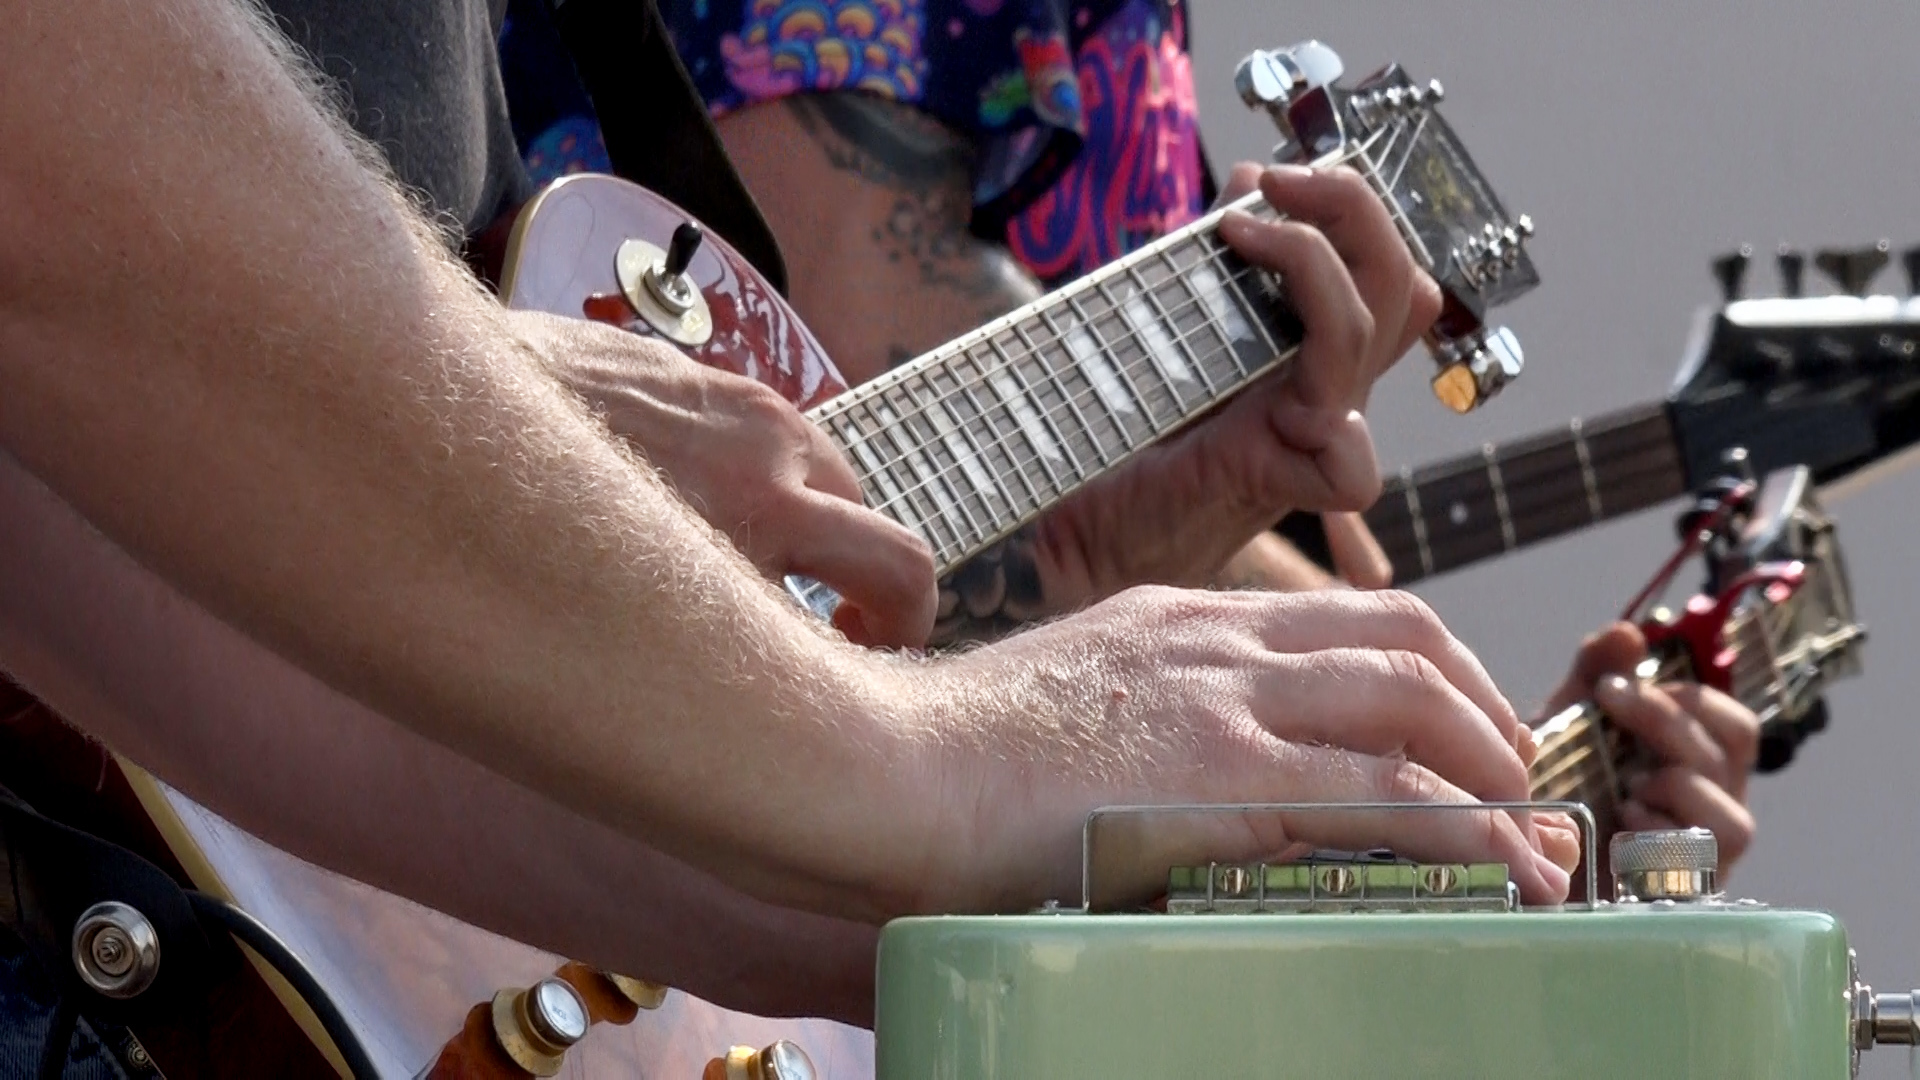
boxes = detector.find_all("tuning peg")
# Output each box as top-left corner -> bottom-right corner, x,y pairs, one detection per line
1814,240 -> 1891,296
1711,245 -> 1753,303
1776,245 -> 1806,298
1902,245 -> 1920,296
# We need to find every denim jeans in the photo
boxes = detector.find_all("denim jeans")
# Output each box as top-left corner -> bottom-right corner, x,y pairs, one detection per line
0,929 -> 131,1080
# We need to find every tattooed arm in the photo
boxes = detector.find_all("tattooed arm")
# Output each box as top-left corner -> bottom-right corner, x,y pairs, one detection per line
713,93 -> 1405,641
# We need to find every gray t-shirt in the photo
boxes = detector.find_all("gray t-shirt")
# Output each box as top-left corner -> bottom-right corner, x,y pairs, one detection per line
262,0 -> 535,238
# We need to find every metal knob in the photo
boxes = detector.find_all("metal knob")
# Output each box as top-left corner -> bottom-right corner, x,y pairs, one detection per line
1712,245 -> 1753,303
1777,245 -> 1807,297
707,1040 -> 816,1080
1430,326 -> 1523,413
1610,828 -> 1720,901
1815,241 -> 1892,296
71,902 -> 161,1000
491,977 -> 590,1076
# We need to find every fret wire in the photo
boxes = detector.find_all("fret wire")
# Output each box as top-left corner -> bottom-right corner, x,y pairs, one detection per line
850,247 -> 1272,500
909,368 -> 990,551
875,253 -> 1258,492
1068,290 -> 1161,439
1201,241 -> 1282,362
928,375 -> 1014,537
952,346 -> 1046,518
896,375 -> 982,556
1383,407 -> 1672,493
1047,300 -> 1134,460
843,401 -> 932,537
858,252 -> 1297,536
1146,246 -> 1210,413
806,186 -> 1273,440
1022,310 -> 1115,473
1483,442 -> 1517,551
887,253 -> 1259,499
1570,417 -> 1605,521
873,384 -> 965,555
1400,466 -> 1435,577
1128,257 -> 1222,400
988,333 -> 1082,493
1370,410 -> 1684,579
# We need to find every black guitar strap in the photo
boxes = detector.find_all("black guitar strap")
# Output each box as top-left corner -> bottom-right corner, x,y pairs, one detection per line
545,0 -> 790,296
0,782 -> 216,1029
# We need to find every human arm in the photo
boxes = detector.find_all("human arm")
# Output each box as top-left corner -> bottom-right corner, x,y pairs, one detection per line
712,96 -> 1428,639
0,448 -> 881,1026
0,0 -> 1564,932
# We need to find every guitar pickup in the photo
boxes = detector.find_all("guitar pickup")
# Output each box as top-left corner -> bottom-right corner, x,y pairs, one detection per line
1165,852 -> 1517,914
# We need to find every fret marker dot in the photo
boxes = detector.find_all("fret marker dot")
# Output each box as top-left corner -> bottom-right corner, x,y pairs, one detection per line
1449,502 -> 1468,526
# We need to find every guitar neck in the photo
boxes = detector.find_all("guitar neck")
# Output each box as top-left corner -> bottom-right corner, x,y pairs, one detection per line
1528,597 -> 1788,828
806,193 -> 1300,575
1367,401 -> 1689,586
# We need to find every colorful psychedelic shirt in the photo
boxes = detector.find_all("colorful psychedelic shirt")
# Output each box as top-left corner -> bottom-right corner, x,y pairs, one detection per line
497,0 -> 1213,289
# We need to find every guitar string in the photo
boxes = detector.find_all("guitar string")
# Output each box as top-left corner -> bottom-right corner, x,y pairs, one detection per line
1529,600 -> 1790,803
1371,440 -> 1689,579
840,248 -> 1292,554
822,117 -> 1437,551
837,115 -> 1440,553
1371,428 -> 1687,574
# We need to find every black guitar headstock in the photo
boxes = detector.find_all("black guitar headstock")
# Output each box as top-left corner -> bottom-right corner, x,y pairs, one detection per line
1667,241 -> 1920,495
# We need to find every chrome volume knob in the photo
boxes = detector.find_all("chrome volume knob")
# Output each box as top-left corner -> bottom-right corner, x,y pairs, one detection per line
709,1040 -> 816,1080
491,977 -> 590,1076
1610,827 -> 1720,901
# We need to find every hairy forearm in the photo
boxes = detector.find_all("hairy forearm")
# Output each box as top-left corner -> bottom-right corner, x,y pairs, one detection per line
0,0 -> 929,919
0,452 -> 878,1024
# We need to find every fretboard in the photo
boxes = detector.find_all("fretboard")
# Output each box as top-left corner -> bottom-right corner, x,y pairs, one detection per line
1527,597 -> 1788,836
1366,402 -> 1689,586
805,193 -> 1300,575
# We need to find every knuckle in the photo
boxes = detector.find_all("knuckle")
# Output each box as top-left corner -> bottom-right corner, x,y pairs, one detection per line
1371,755 -> 1443,804
1372,588 -> 1444,639
1380,648 -> 1447,699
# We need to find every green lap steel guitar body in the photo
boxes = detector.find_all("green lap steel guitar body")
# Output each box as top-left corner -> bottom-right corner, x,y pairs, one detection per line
873,904 -> 1855,1079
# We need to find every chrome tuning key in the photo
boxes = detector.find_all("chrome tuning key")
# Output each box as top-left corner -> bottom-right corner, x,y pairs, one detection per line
1712,245 -> 1753,303
1431,326 -> 1524,414
1815,240 -> 1892,297
1236,41 -> 1539,413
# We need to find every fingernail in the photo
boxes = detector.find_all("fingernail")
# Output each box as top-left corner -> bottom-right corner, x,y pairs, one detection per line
1533,850 -> 1573,897
1265,163 -> 1314,179
1596,674 -> 1632,702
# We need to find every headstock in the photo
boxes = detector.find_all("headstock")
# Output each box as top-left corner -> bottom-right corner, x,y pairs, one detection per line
1638,463 -> 1865,772
1235,43 -> 1539,413
1667,240 -> 1920,497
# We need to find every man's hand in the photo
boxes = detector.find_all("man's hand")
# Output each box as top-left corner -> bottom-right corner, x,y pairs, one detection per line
914,588 -> 1580,914
1545,622 -> 1761,871
1019,163 -> 1440,615
512,310 -> 937,648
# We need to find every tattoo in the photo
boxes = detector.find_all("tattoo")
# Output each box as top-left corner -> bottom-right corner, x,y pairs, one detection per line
931,527 -> 1050,647
786,94 -> 1036,333
789,94 -> 1051,642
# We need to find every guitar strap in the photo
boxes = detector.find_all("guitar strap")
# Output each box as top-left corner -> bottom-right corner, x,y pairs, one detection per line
545,0 -> 790,296
0,781 -> 217,1031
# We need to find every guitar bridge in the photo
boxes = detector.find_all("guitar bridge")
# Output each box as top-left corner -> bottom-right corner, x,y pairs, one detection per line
1166,851 -> 1517,914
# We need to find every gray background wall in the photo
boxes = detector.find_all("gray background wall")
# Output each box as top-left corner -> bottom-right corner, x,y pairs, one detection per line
1190,1 -> 1919,1068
